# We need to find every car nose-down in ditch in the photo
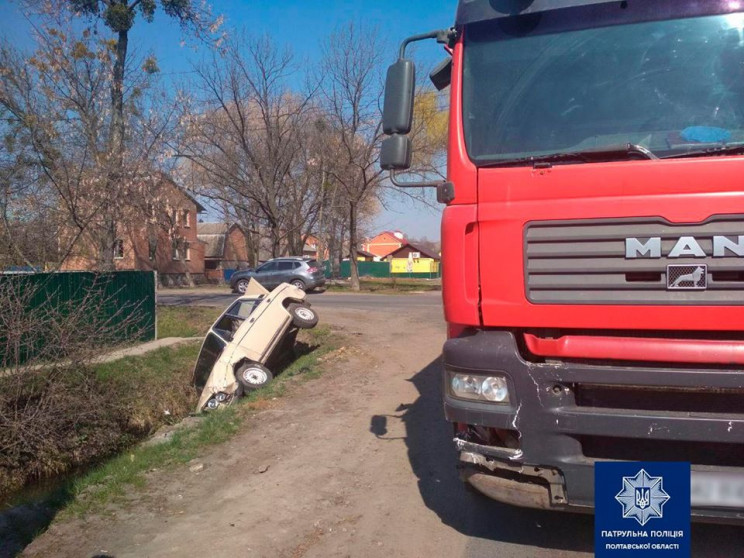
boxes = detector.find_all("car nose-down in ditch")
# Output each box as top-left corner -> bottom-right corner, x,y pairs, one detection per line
192,279 -> 319,412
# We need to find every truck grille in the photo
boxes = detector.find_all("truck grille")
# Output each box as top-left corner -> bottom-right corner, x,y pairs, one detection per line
524,216 -> 744,305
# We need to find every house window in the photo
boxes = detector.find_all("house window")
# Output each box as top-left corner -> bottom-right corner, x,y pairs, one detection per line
114,239 -> 124,259
182,210 -> 191,228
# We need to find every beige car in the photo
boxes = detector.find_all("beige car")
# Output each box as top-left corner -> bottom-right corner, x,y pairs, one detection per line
193,280 -> 319,412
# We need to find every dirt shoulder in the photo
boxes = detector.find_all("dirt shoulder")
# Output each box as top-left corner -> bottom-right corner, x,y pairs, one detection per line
23,305 -> 463,558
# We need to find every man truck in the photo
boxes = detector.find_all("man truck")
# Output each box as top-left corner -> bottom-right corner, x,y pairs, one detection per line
381,0 -> 744,522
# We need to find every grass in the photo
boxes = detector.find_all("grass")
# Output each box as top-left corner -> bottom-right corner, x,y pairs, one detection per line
325,277 -> 441,294
0,338 -> 208,554
0,342 -> 203,500
60,325 -> 339,517
157,305 -> 222,338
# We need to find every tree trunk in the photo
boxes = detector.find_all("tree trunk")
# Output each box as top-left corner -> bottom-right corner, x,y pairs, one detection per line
111,29 -> 128,159
101,28 -> 129,270
101,218 -> 117,271
348,200 -> 359,291
177,237 -> 194,287
335,220 -> 346,279
244,229 -> 259,268
270,225 -> 281,258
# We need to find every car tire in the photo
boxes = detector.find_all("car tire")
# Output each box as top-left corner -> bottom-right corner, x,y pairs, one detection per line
290,279 -> 306,291
236,279 -> 250,294
287,303 -> 318,329
235,362 -> 273,391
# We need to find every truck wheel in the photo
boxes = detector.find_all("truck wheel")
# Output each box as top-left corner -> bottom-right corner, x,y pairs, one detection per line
235,362 -> 273,391
288,303 -> 318,329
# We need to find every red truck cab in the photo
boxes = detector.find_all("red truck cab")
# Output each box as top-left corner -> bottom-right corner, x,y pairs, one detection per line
381,0 -> 744,522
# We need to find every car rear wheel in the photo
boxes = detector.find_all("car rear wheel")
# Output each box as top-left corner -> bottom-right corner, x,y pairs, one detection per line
290,279 -> 306,290
236,279 -> 250,294
235,362 -> 273,391
288,303 -> 318,329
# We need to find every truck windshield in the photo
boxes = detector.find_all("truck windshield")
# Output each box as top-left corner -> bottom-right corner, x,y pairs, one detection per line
463,10 -> 744,165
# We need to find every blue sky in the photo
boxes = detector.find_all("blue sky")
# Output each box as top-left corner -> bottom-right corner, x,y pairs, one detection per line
0,0 -> 456,241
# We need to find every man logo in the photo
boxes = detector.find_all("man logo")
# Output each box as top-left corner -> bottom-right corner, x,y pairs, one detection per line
615,469 -> 670,526
626,236 -> 744,258
667,264 -> 707,290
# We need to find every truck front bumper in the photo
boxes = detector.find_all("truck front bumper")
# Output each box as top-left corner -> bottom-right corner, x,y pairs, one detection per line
443,330 -> 744,523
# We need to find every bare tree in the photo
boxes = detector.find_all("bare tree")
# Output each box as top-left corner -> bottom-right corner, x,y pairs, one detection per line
0,275 -> 151,498
177,34 -> 324,259
0,24 -> 183,271
17,0 -> 222,268
319,24 -> 388,290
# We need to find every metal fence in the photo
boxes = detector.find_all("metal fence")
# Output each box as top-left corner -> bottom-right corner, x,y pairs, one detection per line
0,271 -> 156,364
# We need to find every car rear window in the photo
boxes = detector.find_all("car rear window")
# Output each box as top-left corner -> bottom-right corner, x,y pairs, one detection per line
306,259 -> 319,267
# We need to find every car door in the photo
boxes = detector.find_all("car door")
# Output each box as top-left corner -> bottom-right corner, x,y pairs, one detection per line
254,261 -> 278,288
275,260 -> 295,284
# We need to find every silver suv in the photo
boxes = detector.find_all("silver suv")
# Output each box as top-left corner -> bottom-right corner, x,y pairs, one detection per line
230,257 -> 326,293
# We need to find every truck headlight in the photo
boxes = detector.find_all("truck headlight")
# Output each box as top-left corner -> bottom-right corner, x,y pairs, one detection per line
449,372 -> 510,403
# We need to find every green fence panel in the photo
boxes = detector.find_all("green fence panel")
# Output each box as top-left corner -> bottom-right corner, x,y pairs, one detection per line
338,261 -> 390,278
324,261 -> 391,278
0,271 -> 156,365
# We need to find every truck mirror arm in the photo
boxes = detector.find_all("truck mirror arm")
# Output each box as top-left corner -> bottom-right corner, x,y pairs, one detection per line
398,28 -> 458,58
390,171 -> 455,204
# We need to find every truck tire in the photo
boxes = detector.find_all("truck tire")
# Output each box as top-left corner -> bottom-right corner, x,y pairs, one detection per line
235,362 -> 273,391
288,303 -> 318,329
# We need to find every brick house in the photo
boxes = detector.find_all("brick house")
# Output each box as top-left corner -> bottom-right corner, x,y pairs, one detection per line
360,230 -> 407,259
197,222 -> 250,281
61,177 -> 207,285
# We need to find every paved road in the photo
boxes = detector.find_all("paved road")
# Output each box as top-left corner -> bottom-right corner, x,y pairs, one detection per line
158,289 -> 444,313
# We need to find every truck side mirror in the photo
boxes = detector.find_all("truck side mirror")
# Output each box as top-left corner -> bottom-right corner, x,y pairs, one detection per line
380,134 -> 412,170
382,59 -> 416,135
429,58 -> 452,91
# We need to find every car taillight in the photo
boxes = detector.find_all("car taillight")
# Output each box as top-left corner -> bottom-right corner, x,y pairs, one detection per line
307,266 -> 319,273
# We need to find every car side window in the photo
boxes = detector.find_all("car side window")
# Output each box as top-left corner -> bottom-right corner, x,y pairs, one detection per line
213,299 -> 257,341
226,299 -> 258,319
257,262 -> 276,273
277,261 -> 294,271
293,262 -> 301,269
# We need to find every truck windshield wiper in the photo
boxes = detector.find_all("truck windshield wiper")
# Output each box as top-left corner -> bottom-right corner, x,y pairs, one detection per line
661,143 -> 744,160
480,143 -> 658,168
